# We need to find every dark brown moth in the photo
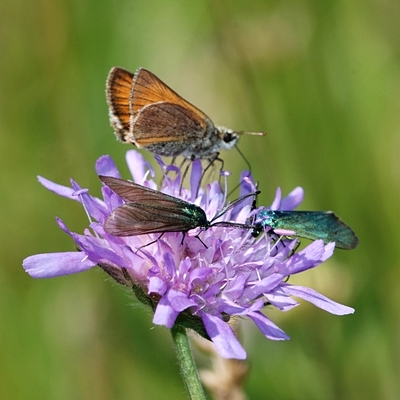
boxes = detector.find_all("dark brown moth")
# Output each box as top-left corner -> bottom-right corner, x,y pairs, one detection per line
99,176 -> 258,243
106,67 -> 265,160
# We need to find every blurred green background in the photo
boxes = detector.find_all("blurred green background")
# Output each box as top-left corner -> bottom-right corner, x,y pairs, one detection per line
1,0 -> 399,399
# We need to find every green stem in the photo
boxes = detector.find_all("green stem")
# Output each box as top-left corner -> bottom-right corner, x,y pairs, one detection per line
171,325 -> 206,400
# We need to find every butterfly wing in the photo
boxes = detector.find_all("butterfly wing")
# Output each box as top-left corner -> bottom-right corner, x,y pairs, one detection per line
130,68 -> 209,121
106,67 -> 134,142
106,67 -> 214,155
129,69 -> 214,155
132,102 -> 211,155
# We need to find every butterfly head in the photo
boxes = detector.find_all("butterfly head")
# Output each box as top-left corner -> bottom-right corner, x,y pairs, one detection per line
216,127 -> 240,151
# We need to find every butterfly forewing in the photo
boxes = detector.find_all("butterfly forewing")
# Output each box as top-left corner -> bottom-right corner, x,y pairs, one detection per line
130,68 -> 210,123
106,67 -> 134,141
132,103 -> 208,154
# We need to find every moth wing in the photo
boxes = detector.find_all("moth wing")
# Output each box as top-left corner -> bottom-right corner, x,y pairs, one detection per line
106,67 -> 134,142
275,211 -> 359,250
104,203 -> 195,236
318,212 -> 359,250
100,176 -> 190,206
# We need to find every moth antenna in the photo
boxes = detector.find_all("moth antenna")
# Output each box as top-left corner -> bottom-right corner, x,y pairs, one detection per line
210,190 -> 260,223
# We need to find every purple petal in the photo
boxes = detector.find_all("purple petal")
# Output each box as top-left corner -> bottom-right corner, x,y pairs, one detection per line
285,241 -> 334,274
201,312 -> 247,359
265,289 -> 299,311
219,301 -> 249,316
156,156 -> 181,192
222,298 -> 265,316
163,252 -> 176,277
248,310 -> 290,340
23,252 -> 95,278
222,274 -> 247,300
126,150 -> 154,183
188,266 -> 214,285
239,171 -> 255,196
70,179 -> 108,222
148,276 -> 167,295
154,154 -> 167,171
169,289 -> 197,312
153,295 -> 179,328
270,188 -> 282,210
243,273 -> 285,301
71,233 -> 131,268
38,176 -> 76,200
190,160 -> 202,201
280,187 -> 304,210
101,186 -> 124,210
283,284 -> 355,315
95,155 -> 121,177
56,217 -> 73,236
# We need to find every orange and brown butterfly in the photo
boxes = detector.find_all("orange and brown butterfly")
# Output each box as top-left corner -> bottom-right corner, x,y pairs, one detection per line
106,67 -> 265,160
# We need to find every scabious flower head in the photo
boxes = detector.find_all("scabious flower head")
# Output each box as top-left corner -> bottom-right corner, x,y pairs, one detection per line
23,150 -> 354,359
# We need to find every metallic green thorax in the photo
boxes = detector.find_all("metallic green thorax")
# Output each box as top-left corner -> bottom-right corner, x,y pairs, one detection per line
182,204 -> 209,228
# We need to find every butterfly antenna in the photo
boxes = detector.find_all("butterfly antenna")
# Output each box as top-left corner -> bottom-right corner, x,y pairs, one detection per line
236,130 -> 266,137
227,145 -> 254,196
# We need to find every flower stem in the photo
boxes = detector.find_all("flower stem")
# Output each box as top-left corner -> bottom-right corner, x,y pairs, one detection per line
171,325 -> 206,400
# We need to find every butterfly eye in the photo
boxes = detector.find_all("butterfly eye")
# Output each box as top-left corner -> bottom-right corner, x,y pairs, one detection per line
221,130 -> 238,144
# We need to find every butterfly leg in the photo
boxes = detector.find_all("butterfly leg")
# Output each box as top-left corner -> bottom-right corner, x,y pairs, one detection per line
203,153 -> 223,183
179,158 -> 191,194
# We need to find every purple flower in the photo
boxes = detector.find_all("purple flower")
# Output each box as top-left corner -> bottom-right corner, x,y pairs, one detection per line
23,150 -> 354,359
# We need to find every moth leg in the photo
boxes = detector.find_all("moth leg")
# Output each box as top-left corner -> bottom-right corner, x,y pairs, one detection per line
135,232 -> 165,252
180,232 -> 186,245
194,233 -> 207,249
